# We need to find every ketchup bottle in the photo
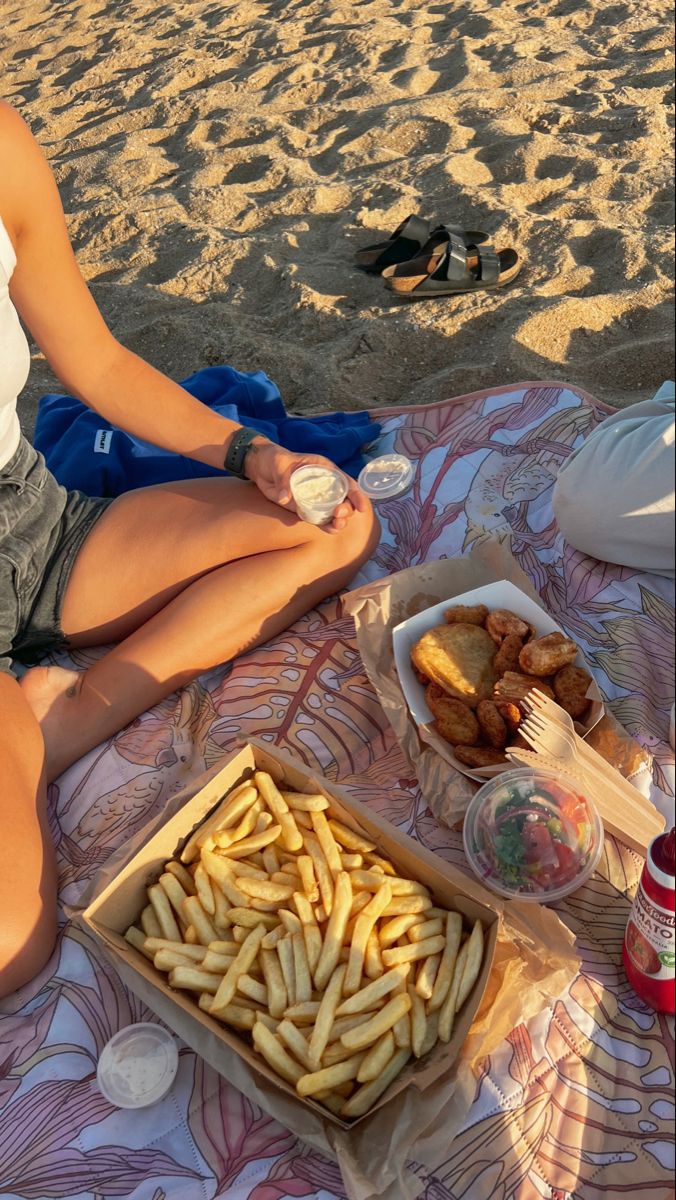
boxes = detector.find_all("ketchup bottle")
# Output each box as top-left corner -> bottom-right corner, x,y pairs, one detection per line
623,828 -> 675,1013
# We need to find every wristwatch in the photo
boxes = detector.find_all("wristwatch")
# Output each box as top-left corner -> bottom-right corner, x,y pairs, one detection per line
223,427 -> 261,478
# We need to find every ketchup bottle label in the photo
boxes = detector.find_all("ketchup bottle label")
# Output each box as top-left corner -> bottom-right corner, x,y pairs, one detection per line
625,879 -> 676,980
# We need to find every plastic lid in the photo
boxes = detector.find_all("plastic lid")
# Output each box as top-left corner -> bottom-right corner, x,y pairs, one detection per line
358,454 -> 414,500
97,1023 -> 178,1109
463,768 -> 604,903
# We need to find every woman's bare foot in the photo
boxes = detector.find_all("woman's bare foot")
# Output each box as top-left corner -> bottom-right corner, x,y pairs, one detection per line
20,666 -> 86,781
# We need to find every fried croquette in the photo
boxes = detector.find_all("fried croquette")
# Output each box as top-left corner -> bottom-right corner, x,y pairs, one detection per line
553,665 -> 593,719
444,603 -> 489,626
454,746 -> 508,767
493,632 -> 524,676
485,609 -> 532,645
476,700 -> 508,748
411,623 -> 497,707
425,684 -> 481,745
519,633 -> 577,676
494,672 -> 555,703
496,702 -> 522,735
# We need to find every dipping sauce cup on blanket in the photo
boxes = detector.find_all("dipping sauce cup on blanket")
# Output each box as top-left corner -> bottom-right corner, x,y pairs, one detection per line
290,465 -> 348,526
463,767 -> 604,902
97,1023 -> 178,1109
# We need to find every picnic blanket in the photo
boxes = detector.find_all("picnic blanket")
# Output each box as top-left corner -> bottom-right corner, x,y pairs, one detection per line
2,381 -> 674,1200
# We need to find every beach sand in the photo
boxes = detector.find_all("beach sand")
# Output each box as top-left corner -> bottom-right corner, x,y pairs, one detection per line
2,0 -> 674,434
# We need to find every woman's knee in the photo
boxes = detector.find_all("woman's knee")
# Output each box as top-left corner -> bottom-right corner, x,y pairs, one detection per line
326,497 -> 380,574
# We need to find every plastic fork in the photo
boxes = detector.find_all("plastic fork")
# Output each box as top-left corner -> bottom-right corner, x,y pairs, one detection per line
519,711 -> 665,853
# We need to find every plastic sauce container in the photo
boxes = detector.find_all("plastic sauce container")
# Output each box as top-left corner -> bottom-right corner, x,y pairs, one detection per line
623,827 -> 675,1013
97,1023 -> 179,1109
357,454 -> 414,501
289,465 -> 348,526
463,767 -> 604,902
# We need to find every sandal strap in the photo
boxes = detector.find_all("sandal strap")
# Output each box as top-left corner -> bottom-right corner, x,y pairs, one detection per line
475,246 -> 501,285
439,234 -> 471,282
395,214 -> 431,248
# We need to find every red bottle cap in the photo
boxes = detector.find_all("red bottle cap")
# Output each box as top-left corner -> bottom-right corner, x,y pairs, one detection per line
653,827 -> 675,877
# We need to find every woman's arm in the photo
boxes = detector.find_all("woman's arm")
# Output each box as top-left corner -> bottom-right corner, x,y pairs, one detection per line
0,102 -> 245,471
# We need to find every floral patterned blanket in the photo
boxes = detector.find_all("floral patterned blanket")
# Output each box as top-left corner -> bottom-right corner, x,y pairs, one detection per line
1,382 -> 674,1200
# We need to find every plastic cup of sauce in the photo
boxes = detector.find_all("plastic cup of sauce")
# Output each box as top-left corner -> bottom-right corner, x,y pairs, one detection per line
97,1023 -> 178,1109
290,465 -> 348,526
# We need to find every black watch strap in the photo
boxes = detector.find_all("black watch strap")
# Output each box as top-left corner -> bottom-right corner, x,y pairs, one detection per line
224,427 -> 261,478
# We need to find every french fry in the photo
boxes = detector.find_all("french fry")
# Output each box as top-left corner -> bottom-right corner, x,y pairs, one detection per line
335,963 -> 411,1016
213,804 -> 260,848
340,993 -> 412,1052
283,1000 -> 321,1024
237,973 -> 268,1006
255,771 -> 303,852
314,904 -> 327,924
344,882 -> 392,995
164,860 -> 197,895
408,920 -> 443,943
210,923 -> 267,1015
143,937 -> 206,960
381,935 -> 446,967
239,877 -> 295,904
271,871 -> 299,888
357,1030 -> 396,1083
255,811 -> 274,834
408,986 -> 427,1057
349,890 -> 372,920
310,812 -> 343,875
296,1053 -> 365,1097
281,791 -> 330,813
232,926 -> 248,943
193,864 -> 216,915
277,937 -> 296,1007
202,950 -> 236,973
212,884 -> 232,932
262,925 -> 287,950
277,1020 -> 314,1072
415,953 -> 441,1000
304,834 -> 334,916
382,896 -> 432,916
455,920 -> 484,1012
364,852 -> 396,876
206,999 -> 257,1030
225,908 -> 278,931
160,868 -> 192,926
307,963 -> 347,1071
168,966 -> 225,994
428,912 -> 463,1012
201,849 -> 249,906
154,948 -> 205,972
184,925 -> 199,944
314,872 -> 353,991
255,1012 -> 280,1032
208,939 -> 239,955
279,909 -> 303,937
225,859 -> 267,880
221,825 -> 282,859
364,931 -> 383,980
124,926 -> 154,960
293,810 -> 313,830
180,783 -> 259,862
182,895 -> 218,946
140,904 -> 162,938
380,914 -> 424,948
292,933 -> 313,1004
438,942 -> 467,1044
262,845 -> 280,876
148,884 -> 182,942
293,893 -> 323,976
340,853 -> 363,870
393,1011 -> 411,1049
260,947 -> 287,1018
297,855 -> 319,903
349,869 -> 389,892
340,1049 -> 411,1118
327,819 -> 376,855
252,1020 -> 304,1086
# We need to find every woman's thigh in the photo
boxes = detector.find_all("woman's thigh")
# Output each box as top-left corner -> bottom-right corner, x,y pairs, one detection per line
60,476 -> 331,646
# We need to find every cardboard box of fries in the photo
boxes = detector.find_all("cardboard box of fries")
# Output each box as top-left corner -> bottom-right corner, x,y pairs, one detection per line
82,738 -> 499,1129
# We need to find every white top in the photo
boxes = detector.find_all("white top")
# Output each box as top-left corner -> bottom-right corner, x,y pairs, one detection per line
0,216 -> 29,470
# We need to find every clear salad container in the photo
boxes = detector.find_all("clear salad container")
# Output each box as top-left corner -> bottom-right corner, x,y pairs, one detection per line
97,1023 -> 179,1109
463,768 -> 604,902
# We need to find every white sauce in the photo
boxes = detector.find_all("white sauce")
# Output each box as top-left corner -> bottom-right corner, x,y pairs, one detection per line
292,468 -> 345,505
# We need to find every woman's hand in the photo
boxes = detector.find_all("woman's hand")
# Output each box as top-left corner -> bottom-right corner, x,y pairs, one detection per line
244,440 -> 367,532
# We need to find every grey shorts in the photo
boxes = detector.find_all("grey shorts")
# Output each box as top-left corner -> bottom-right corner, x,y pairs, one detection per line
0,436 -> 111,675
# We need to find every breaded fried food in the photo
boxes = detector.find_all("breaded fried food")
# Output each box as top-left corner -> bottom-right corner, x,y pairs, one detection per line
496,702 -> 522,735
476,700 -> 508,749
426,685 -> 480,746
554,665 -> 593,719
493,632 -> 524,676
494,672 -> 555,703
519,633 -> 577,676
486,609 -> 531,645
412,659 -> 430,686
411,623 -> 497,708
444,603 -> 489,627
455,746 -> 507,768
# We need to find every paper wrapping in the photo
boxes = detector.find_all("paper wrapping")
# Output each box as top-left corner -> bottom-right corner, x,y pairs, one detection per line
343,541 -> 654,827
78,738 -> 579,1200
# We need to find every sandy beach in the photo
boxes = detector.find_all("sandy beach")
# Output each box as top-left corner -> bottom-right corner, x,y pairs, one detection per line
2,0 -> 674,434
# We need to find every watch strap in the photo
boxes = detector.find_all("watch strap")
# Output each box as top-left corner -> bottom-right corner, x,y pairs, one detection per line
224,427 -> 260,478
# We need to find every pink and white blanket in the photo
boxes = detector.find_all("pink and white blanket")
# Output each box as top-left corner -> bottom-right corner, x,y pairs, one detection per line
1,382 -> 674,1200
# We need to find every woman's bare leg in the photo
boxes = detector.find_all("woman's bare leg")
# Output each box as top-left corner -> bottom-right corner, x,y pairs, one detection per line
21,477 -> 379,781
0,674 -> 57,997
